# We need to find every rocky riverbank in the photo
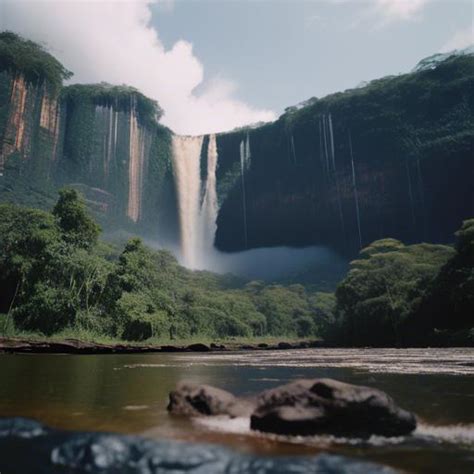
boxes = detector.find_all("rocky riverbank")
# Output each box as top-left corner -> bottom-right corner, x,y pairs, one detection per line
0,337 -> 323,355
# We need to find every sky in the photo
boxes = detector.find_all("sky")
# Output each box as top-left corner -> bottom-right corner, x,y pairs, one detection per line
1,0 -> 473,134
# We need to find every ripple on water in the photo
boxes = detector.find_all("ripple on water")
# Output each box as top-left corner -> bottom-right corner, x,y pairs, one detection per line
194,416 -> 474,450
168,348 -> 474,376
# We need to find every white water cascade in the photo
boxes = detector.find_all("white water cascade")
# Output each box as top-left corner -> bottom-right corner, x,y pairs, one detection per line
200,134 -> 219,253
171,134 -> 220,269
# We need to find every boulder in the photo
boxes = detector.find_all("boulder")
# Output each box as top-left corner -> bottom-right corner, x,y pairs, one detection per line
277,342 -> 293,349
0,417 -> 397,474
187,343 -> 211,352
167,382 -> 254,417
250,378 -> 416,438
160,345 -> 182,352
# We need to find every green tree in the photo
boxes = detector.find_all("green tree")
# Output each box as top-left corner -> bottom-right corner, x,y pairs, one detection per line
53,188 -> 100,249
408,219 -> 474,345
334,239 -> 454,346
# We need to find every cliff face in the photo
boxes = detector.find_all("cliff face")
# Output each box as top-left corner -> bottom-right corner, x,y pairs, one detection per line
1,31 -> 473,259
0,71 -> 62,205
57,85 -> 178,242
214,55 -> 474,255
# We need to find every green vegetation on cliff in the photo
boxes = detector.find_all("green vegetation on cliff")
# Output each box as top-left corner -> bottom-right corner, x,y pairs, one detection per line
62,83 -> 163,127
0,190 -> 325,341
215,53 -> 474,255
0,190 -> 472,346
0,31 -> 72,92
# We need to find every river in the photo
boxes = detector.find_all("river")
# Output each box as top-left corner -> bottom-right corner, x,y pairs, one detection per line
0,348 -> 473,473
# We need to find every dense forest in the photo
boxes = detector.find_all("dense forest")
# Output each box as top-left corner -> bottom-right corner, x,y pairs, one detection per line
0,189 -> 472,346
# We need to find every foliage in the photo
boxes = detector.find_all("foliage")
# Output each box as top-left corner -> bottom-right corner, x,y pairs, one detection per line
2,191 -> 471,346
0,31 -> 72,93
53,188 -> 100,249
62,82 -> 163,126
406,218 -> 474,345
328,224 -> 473,346
334,239 -> 454,346
0,193 -> 326,340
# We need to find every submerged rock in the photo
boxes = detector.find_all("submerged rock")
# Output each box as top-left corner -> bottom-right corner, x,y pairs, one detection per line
0,417 -> 397,474
167,382 -> 254,417
250,378 -> 417,437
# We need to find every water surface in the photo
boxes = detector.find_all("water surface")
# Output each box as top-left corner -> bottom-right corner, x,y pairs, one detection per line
0,348 -> 473,473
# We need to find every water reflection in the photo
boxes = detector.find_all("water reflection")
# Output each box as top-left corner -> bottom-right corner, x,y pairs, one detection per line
0,348 -> 473,472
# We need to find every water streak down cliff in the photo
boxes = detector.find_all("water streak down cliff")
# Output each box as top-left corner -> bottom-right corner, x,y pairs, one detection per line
1,34 -> 473,260
127,106 -> 151,222
215,54 -> 474,256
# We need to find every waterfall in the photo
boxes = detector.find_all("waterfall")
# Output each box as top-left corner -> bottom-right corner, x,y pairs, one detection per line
172,134 -> 224,269
321,113 -> 345,238
322,115 -> 330,174
290,134 -> 297,164
318,118 -> 326,178
349,131 -> 362,249
245,132 -> 251,164
127,108 -> 148,223
328,113 -> 336,171
200,134 -> 218,251
240,134 -> 250,249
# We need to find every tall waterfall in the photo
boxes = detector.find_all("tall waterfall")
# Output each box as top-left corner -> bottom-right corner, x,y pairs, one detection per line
171,134 -> 219,268
127,109 -> 147,223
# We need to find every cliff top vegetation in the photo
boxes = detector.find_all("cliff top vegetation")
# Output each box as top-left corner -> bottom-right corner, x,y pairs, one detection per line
62,82 -> 164,127
0,31 -> 72,93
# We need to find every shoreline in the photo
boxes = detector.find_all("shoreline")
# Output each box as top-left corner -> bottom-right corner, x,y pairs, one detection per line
0,337 -> 323,355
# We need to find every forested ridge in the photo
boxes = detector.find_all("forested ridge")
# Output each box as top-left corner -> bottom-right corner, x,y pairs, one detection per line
1,189 -> 472,346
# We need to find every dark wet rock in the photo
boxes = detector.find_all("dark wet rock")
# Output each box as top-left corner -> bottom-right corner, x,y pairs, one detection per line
250,378 -> 417,438
160,345 -> 182,352
257,343 -> 269,348
277,342 -> 293,349
187,343 -> 211,352
167,382 -> 254,417
0,417 -> 47,439
239,344 -> 257,350
0,417 -> 397,474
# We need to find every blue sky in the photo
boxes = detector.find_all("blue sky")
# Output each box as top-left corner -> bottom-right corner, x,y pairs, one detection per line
2,0 -> 473,133
152,0 -> 473,112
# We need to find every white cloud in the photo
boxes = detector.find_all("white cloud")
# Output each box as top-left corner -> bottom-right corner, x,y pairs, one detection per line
373,0 -> 429,22
327,0 -> 431,28
440,24 -> 474,52
0,0 -> 275,134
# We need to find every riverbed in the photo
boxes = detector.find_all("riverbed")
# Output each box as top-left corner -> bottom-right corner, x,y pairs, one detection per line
0,348 -> 473,472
